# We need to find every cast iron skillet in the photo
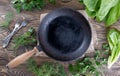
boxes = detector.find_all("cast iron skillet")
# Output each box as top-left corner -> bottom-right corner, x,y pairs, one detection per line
6,8 -> 92,69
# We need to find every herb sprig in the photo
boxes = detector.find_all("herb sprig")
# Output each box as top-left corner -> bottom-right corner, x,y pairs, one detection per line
11,0 -> 56,12
69,44 -> 109,76
27,58 -> 67,76
13,27 -> 37,49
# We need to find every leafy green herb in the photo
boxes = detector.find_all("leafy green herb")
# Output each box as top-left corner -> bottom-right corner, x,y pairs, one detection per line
83,0 -> 99,12
0,12 -> 14,28
107,28 -> 120,68
79,0 -> 83,3
79,0 -> 120,26
69,57 -> 100,76
12,0 -> 46,12
49,0 -> 56,4
96,0 -> 119,21
27,58 -> 67,76
85,8 -> 96,18
102,43 -> 109,50
13,27 -> 37,49
105,2 -> 120,26
69,46 -> 109,76
11,0 -> 56,12
102,43 -> 110,55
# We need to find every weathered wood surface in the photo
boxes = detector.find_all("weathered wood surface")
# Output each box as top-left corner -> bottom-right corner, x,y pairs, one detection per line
0,0 -> 120,76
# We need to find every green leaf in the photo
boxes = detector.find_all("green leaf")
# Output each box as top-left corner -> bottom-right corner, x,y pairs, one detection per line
68,64 -> 74,72
96,0 -> 119,21
20,0 -> 26,3
11,0 -> 19,4
49,0 -> 56,4
75,73 -> 80,76
85,8 -> 96,18
79,0 -> 83,3
118,3 -> 120,18
83,0 -> 99,11
107,29 -> 119,50
107,28 -> 120,68
105,2 -> 120,26
95,61 -> 101,66
95,71 -> 99,76
13,3 -> 22,12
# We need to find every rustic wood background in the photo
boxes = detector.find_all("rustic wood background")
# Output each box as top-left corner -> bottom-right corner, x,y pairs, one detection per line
0,0 -> 120,76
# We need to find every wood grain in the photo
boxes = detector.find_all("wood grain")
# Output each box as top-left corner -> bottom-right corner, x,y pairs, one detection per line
7,47 -> 38,69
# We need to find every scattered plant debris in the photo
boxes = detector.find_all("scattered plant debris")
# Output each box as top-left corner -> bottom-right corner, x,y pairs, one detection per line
13,27 -> 37,49
68,44 -> 109,76
27,58 -> 67,76
11,0 -> 56,12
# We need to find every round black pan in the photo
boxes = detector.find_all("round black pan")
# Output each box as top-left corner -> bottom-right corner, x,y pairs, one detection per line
38,8 -> 92,61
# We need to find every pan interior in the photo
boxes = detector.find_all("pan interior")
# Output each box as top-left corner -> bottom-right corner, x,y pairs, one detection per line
47,16 -> 84,53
